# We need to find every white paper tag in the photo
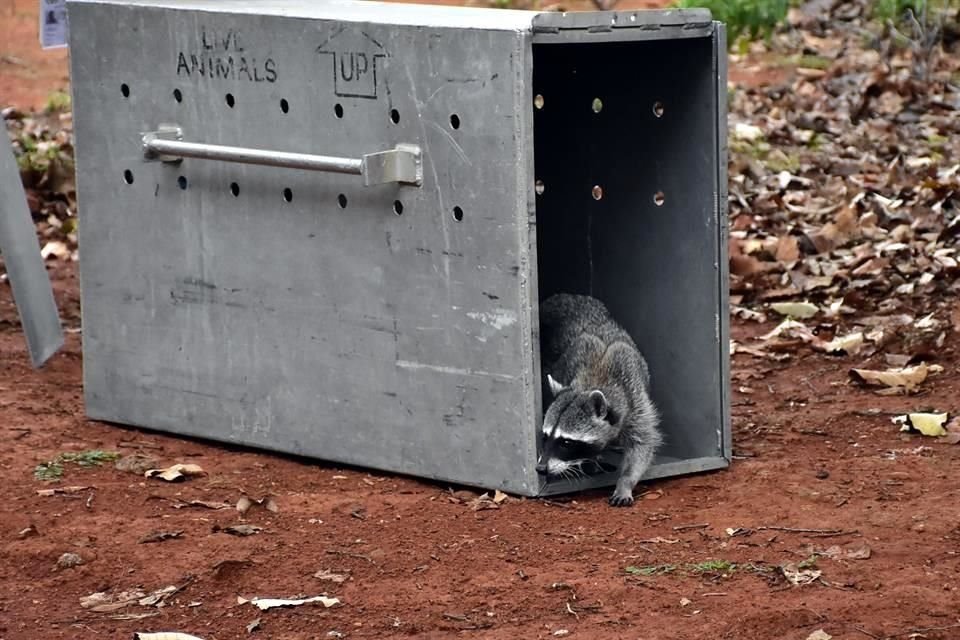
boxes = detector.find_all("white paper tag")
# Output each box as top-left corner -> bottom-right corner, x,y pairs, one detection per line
39,0 -> 68,49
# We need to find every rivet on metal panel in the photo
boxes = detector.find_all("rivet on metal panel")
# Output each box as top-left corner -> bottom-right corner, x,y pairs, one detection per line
225,93 -> 236,108
653,101 -> 665,118
390,109 -> 400,124
280,99 -> 289,114
535,180 -> 545,195
120,83 -> 130,98
338,194 -> 348,209
334,103 -> 344,118
282,187 -> 293,203
654,191 -> 665,206
450,114 -> 460,130
591,98 -> 603,114
453,206 -> 464,222
123,169 -> 133,185
534,94 -> 545,110
393,200 -> 404,215
173,88 -> 182,103
230,182 -> 240,197
591,185 -> 603,201
177,176 -> 187,190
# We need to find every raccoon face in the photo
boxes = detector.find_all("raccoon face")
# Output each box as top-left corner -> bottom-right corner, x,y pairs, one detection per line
536,378 -> 617,478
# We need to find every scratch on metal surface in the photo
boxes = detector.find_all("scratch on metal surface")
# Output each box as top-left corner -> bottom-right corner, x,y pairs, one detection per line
395,360 -> 516,381
425,120 -> 470,165
466,308 -> 518,330
402,60 -> 452,294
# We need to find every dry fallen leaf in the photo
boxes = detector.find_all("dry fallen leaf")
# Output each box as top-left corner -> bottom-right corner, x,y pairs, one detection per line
770,301 -> 819,319
236,496 -> 279,516
246,619 -> 261,634
214,524 -> 263,537
37,486 -> 92,496
138,530 -> 184,544
493,490 -> 509,504
849,363 -> 938,393
249,595 -> 340,610
806,630 -> 832,640
779,562 -> 821,586
172,499 -> 230,510
314,569 -> 349,584
894,413 -> 949,437
145,463 -> 206,482
816,332 -> 864,355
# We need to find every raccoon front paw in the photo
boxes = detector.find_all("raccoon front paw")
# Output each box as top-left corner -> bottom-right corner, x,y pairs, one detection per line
608,492 -> 634,507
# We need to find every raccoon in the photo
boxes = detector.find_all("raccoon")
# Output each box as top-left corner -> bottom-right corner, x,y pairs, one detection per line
536,293 -> 662,507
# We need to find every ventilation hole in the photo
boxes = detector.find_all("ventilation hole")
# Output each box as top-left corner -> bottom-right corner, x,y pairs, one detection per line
123,169 -> 134,184
450,114 -> 460,130
592,185 -> 603,201
535,180 -> 545,195
393,200 -> 404,215
282,187 -> 293,202
534,94 -> 544,110
338,193 -> 347,209
653,101 -> 665,118
452,206 -> 464,222
390,109 -> 400,124
177,175 -> 188,190
173,88 -> 183,103
230,182 -> 240,197
334,103 -> 344,118
280,98 -> 289,114
653,191 -> 665,206
225,93 -> 235,108
121,83 -> 130,98
592,97 -> 603,113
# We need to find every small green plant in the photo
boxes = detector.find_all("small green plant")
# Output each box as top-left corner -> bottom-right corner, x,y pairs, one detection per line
34,450 -> 120,481
689,559 -> 736,574
626,564 -> 678,576
44,90 -> 71,114
34,461 -> 65,481
674,0 -> 789,50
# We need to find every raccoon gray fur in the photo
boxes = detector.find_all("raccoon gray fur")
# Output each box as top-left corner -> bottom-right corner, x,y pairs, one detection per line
536,293 -> 662,507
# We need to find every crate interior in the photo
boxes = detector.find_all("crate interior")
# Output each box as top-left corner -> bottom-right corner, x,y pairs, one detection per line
532,35 -> 725,490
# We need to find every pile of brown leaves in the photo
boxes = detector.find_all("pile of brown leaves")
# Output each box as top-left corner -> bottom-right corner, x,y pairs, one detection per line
728,0 -> 960,362
3,106 -> 77,262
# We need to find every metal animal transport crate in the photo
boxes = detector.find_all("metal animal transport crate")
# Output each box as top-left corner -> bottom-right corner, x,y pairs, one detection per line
67,0 -> 730,497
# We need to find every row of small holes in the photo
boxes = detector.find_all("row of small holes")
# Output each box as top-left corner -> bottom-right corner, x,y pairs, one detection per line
122,170 -> 466,218
124,85 -> 464,126
533,93 -> 665,118
533,180 -> 664,206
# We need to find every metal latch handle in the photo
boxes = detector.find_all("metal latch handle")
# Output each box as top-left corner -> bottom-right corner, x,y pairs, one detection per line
142,126 -> 422,187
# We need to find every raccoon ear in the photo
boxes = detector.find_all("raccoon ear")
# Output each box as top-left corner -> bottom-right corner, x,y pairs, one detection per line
547,374 -> 567,397
588,389 -> 608,419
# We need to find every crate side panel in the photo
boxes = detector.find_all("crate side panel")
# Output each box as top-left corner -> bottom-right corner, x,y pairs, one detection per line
69,4 -> 537,494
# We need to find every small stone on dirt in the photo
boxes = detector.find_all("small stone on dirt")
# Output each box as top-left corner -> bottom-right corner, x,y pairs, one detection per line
138,530 -> 184,544
815,469 -> 830,479
115,454 -> 160,475
806,630 -> 832,640
56,552 -> 83,569
214,524 -> 263,536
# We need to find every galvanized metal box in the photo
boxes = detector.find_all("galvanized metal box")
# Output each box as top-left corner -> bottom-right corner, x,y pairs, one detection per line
67,0 -> 729,497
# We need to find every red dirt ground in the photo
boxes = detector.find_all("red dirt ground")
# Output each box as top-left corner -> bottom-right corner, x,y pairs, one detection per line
4,263 -> 960,640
